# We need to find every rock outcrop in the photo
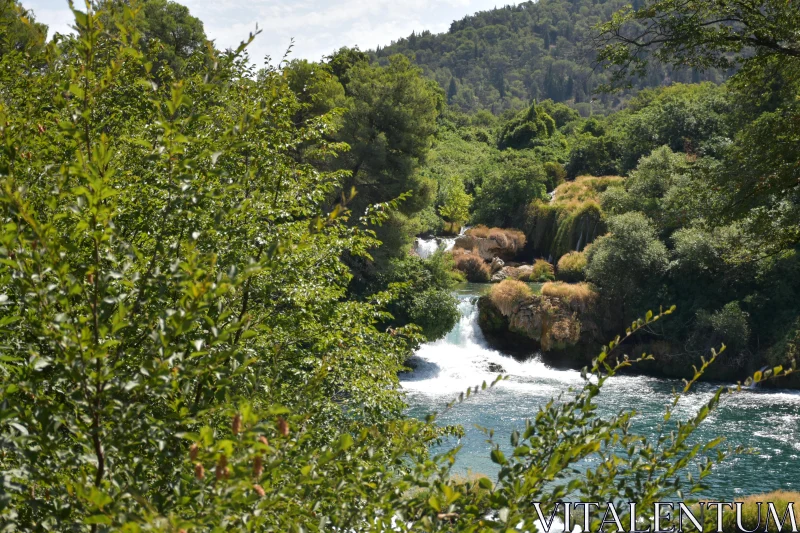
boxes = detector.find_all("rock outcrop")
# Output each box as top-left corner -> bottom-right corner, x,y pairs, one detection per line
453,228 -> 526,262
478,286 -> 603,367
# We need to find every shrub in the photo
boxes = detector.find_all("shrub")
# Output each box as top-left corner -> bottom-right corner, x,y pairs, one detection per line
408,288 -> 462,341
489,279 -> 534,316
466,224 -> 490,238
453,252 -> 491,282
557,251 -> 587,282
542,281 -> 598,313
585,212 -> 669,316
543,161 -> 567,190
719,491 -> 800,533
373,254 -> 460,341
697,301 -> 751,353
521,259 -> 555,282
497,101 -> 556,150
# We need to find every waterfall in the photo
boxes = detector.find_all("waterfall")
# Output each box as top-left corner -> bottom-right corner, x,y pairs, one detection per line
575,227 -> 584,252
413,226 -> 467,259
402,289 -> 581,396
402,286 -> 800,487
414,238 -> 441,259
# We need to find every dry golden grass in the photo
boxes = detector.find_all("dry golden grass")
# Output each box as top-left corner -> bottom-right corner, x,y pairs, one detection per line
490,279 -> 533,316
541,281 -> 597,313
712,491 -> 800,533
503,228 -> 527,250
453,253 -> 491,282
466,226 -> 527,252
552,176 -> 624,207
466,225 -> 490,238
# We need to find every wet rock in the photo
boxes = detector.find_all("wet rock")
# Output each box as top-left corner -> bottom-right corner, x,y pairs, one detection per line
487,362 -> 505,373
490,257 -> 505,274
491,266 -> 515,283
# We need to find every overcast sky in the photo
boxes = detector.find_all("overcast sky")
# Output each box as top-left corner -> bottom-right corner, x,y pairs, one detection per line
22,0 -> 512,65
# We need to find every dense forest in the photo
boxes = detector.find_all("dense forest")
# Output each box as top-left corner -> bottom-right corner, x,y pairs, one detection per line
0,0 -> 798,530
373,0 -> 729,114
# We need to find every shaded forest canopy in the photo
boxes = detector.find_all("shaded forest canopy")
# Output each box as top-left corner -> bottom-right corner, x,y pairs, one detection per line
372,0 -> 730,115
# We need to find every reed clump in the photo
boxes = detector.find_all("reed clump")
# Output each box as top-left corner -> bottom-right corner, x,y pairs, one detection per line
716,491 -> 800,533
452,248 -> 491,282
517,259 -> 555,282
490,279 -> 534,316
541,281 -> 597,313
465,225 -> 490,238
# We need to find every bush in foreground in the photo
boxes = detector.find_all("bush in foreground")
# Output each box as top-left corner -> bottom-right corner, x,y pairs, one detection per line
1,4 -> 796,532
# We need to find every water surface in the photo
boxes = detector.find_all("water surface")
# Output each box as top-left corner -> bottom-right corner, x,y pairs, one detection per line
401,283 -> 800,497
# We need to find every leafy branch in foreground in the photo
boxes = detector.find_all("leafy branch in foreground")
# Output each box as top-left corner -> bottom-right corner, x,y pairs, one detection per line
594,0 -> 800,89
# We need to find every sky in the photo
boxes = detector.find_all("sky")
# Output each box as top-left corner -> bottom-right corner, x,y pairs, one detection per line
21,0 -> 513,65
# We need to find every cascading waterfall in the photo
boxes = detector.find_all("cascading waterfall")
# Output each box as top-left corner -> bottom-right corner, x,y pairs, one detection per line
401,284 -> 800,493
413,226 -> 468,259
402,290 -> 581,396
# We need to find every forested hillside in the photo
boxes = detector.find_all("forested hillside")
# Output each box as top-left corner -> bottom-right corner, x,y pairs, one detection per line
373,0 -> 729,114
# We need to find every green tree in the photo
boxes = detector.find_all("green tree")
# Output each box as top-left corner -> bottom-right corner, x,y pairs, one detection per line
437,175 -> 472,223
101,0 -> 209,76
333,54 -> 442,260
586,212 -> 669,319
497,101 -> 556,150
0,0 -> 47,58
447,76 -> 458,103
596,0 -> 800,84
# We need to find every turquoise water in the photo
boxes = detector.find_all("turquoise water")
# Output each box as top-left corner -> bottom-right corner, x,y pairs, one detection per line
400,284 -> 800,498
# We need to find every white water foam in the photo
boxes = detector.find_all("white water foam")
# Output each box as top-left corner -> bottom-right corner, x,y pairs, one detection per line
402,294 -> 582,397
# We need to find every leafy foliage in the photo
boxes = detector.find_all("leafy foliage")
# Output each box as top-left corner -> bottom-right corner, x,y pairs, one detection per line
374,0 -> 726,114
497,101 -> 556,150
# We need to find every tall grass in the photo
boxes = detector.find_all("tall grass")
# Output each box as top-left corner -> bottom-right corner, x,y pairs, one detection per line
452,249 -> 491,282
553,175 -> 624,205
488,227 -> 526,251
541,281 -> 597,313
517,259 -> 555,282
489,279 -> 533,316
717,491 -> 800,533
466,225 -> 490,238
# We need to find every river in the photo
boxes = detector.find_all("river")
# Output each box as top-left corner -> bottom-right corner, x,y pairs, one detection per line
400,283 -> 800,497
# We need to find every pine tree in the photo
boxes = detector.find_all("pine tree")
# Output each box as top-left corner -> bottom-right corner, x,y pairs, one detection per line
447,77 -> 458,103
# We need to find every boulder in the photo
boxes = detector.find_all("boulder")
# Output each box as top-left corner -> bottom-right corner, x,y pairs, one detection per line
476,296 -> 535,356
487,362 -> 506,373
490,264 -> 534,283
477,291 -> 603,367
454,235 -> 520,261
491,266 -> 516,283
508,295 -> 580,351
490,257 -> 505,274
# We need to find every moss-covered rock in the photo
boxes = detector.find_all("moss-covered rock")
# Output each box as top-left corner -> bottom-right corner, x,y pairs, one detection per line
478,287 -> 603,365
476,296 -> 534,356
